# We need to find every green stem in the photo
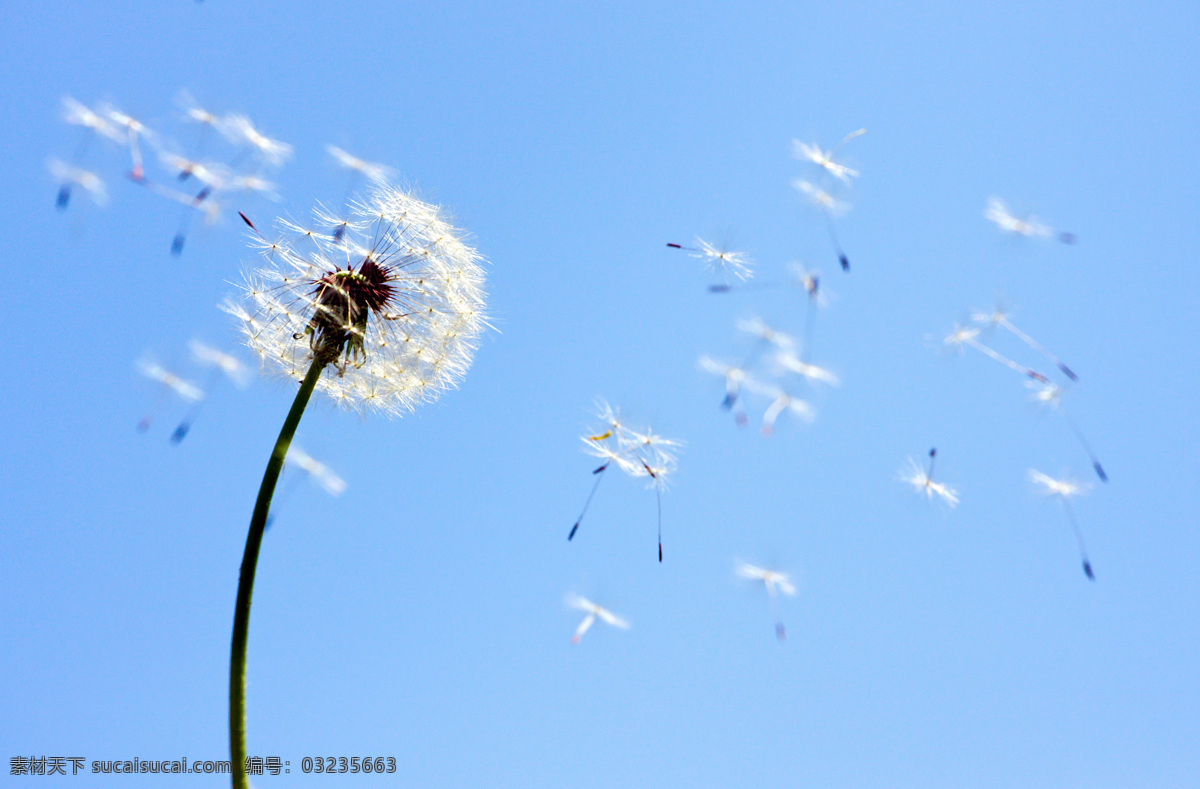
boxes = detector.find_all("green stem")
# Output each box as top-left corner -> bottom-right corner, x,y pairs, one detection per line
230,359 -> 327,788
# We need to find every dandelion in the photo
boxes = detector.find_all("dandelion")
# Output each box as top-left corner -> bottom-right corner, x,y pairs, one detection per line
568,400 -> 679,562
972,300 -> 1078,381
566,595 -> 630,645
792,128 -> 865,186
943,323 -> 1049,383
224,183 -> 487,789
793,179 -> 852,271
1029,382 -> 1107,482
736,562 -> 797,641
900,448 -> 959,507
1030,469 -> 1095,580
666,236 -> 754,283
985,197 -> 1076,244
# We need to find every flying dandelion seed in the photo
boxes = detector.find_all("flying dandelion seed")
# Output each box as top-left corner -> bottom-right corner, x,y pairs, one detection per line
101,104 -> 154,182
1030,469 -> 1095,580
698,355 -> 750,426
167,341 -> 252,442
985,197 -> 1076,244
943,323 -> 1050,383
220,114 -> 293,167
327,146 -> 397,241
793,179 -> 852,271
57,97 -> 123,208
569,401 -> 679,562
565,594 -> 630,645
285,446 -> 348,496
792,128 -> 865,186
136,359 -> 204,434
972,301 -> 1078,382
900,448 -> 959,507
744,380 -> 815,437
774,350 -> 840,387
48,158 -> 107,209
666,236 -> 754,284
1029,383 -> 1108,482
709,264 -> 828,361
736,562 -> 797,641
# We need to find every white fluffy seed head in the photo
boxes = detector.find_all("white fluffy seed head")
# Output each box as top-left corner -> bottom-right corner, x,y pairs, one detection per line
224,185 -> 488,416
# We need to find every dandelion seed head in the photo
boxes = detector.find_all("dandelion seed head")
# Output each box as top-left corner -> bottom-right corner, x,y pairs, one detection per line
225,184 -> 488,416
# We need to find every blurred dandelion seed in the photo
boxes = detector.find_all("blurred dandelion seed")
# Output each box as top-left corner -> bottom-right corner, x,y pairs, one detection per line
327,146 -> 396,241
220,114 -> 293,167
973,301 -> 1078,381
136,359 -> 204,434
101,103 -> 154,182
285,446 -> 348,496
566,595 -> 630,645
792,128 -> 865,186
900,448 -> 959,507
57,97 -> 123,209
1030,469 -> 1095,580
698,355 -> 750,426
985,197 -> 1076,244
736,562 -> 797,641
666,237 -> 754,284
1029,383 -> 1108,482
774,350 -> 840,387
794,179 -> 852,271
745,381 -> 815,437
167,341 -> 253,443
570,401 -> 679,561
943,323 -> 1049,383
48,158 -> 107,209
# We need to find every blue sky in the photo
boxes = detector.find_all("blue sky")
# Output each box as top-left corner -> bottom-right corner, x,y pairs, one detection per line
3,1 -> 1199,786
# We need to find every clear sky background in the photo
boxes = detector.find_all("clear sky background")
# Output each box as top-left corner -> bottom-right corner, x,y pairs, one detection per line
3,1 -> 1199,786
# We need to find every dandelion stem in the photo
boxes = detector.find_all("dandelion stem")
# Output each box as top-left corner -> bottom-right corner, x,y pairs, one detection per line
230,358 -> 327,789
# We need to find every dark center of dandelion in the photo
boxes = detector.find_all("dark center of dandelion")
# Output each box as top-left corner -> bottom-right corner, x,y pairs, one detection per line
304,257 -> 395,368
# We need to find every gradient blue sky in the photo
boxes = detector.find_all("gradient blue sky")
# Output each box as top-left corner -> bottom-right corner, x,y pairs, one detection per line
4,1 -> 1199,786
